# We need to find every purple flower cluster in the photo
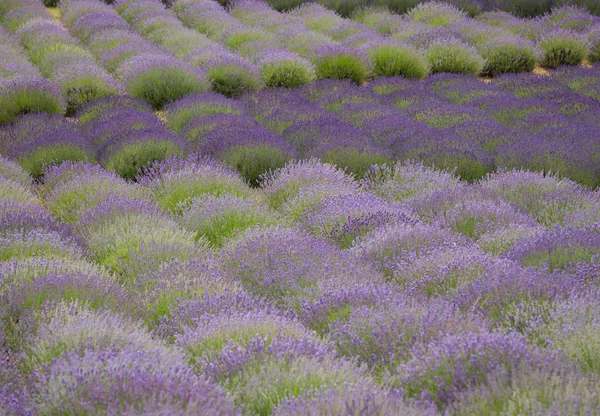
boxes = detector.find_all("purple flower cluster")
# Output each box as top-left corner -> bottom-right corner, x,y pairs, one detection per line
4,113 -> 94,179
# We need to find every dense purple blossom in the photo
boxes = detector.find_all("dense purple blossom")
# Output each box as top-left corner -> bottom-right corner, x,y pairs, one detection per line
31,347 -> 239,415
220,226 -> 377,303
352,221 -> 470,277
84,108 -> 164,146
197,117 -> 294,156
175,309 -> 330,374
139,153 -> 251,213
329,297 -> 488,371
299,192 -> 416,248
43,161 -> 149,223
70,12 -> 132,42
506,227 -> 600,273
438,197 -> 538,239
396,331 -> 569,409
281,115 -> 380,159
0,155 -> 30,185
164,92 -> 248,133
156,289 -> 276,341
0,199 -> 76,237
494,135 -> 599,188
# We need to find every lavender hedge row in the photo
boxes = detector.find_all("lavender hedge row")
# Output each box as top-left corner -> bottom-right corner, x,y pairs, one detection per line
112,0 -> 264,97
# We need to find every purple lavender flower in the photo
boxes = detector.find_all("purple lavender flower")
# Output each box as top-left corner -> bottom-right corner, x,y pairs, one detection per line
70,12 -> 132,43
537,28 -> 590,68
2,5 -> 49,33
179,113 -> 261,147
164,91 -> 249,133
179,193 -> 285,246
6,113 -> 94,178
453,260 -> 575,333
31,347 -> 239,415
396,331 -> 568,409
75,95 -> 153,125
361,160 -> 461,203
299,192 -> 416,248
0,230 -> 86,263
226,353 -> 369,415
408,1 -> 468,27
328,296 -> 488,372
506,227 -> 600,273
390,125 -> 493,182
494,135 -> 599,188
43,161 -> 150,223
20,301 -> 156,370
281,115 -> 377,159
0,155 -> 31,185
14,20 -> 75,50
156,289 -> 275,341
139,153 -> 252,214
438,197 -> 538,239
175,309 -> 330,377
351,221 -> 469,277
481,169 -> 598,227
260,158 -> 359,217
0,200 -> 76,238
220,226 -> 374,303
198,117 -> 297,185
536,288 -> 600,373
448,362 -> 600,414
309,44 -> 372,85
0,360 -> 30,416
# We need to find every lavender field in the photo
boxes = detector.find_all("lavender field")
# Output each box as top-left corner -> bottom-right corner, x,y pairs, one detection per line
1,0 -> 600,414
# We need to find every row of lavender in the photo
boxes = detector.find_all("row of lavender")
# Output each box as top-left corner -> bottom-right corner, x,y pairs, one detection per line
1,66 -> 599,187
254,0 -> 600,18
3,0 -> 600,126
2,147 -> 600,414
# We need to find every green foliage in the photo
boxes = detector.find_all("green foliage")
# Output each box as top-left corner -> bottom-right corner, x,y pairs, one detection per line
124,68 -> 206,110
316,0 -> 368,16
60,77 -> 119,117
168,105 -> 242,134
260,60 -> 316,89
409,1 -> 468,26
220,145 -> 293,186
387,0 -> 422,14
104,142 -> 185,181
206,65 -> 263,98
539,35 -> 589,68
368,44 -> 430,79
267,0 -> 310,11
314,54 -> 371,84
496,0 -> 552,17
426,42 -> 485,75
18,145 -> 90,180
0,86 -> 64,125
480,42 -> 538,76
521,246 -> 597,272
321,148 -> 392,179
